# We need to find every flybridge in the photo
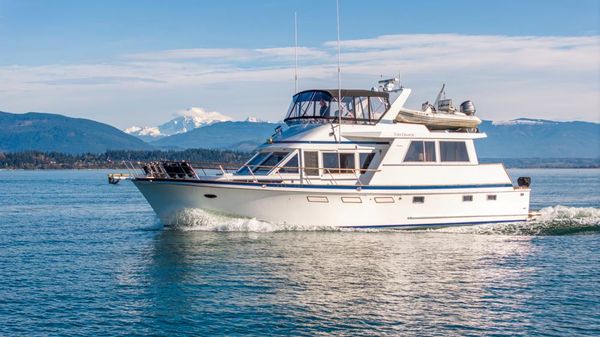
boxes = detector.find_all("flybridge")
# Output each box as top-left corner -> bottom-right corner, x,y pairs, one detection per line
283,78 -> 481,132
284,89 -> 390,125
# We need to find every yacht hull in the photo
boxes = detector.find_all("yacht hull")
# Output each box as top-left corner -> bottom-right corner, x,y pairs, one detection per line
133,178 -> 530,229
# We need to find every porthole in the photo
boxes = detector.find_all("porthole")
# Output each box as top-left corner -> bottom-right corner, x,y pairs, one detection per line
204,194 -> 217,199
413,196 -> 425,204
487,194 -> 497,201
374,197 -> 394,203
463,195 -> 473,202
307,196 -> 328,203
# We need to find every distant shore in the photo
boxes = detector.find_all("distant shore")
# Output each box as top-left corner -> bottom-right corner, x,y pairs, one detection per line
0,149 -> 249,170
1,150 -> 598,170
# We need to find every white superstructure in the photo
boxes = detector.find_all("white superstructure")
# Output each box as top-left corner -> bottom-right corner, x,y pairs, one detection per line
131,82 -> 531,229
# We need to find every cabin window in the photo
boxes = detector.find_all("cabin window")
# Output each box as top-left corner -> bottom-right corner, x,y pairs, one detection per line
354,96 -> 369,120
340,153 -> 355,173
359,153 -> 375,173
487,194 -> 497,201
279,153 -> 299,174
440,141 -> 469,162
369,96 -> 387,120
340,96 -> 355,119
404,141 -> 436,162
322,152 -> 355,174
463,195 -> 473,202
413,196 -> 425,204
303,151 -> 319,176
254,152 -> 288,174
237,152 -> 271,175
322,153 -> 338,174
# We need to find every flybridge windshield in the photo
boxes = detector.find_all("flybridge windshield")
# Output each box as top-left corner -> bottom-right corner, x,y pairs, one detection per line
284,90 -> 390,124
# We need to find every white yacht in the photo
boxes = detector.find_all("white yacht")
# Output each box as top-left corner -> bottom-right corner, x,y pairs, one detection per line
130,80 -> 531,229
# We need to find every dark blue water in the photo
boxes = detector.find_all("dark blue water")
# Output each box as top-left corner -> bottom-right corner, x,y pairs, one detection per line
0,169 -> 598,336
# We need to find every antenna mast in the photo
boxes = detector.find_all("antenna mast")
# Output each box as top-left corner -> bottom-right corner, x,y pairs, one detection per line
294,12 -> 298,93
336,0 -> 342,141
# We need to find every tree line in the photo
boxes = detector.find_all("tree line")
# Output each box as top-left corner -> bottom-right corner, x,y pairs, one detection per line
1,150 -> 598,169
0,149 -> 251,169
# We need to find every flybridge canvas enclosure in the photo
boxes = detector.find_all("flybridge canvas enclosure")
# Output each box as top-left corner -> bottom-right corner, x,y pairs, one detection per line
285,89 -> 390,125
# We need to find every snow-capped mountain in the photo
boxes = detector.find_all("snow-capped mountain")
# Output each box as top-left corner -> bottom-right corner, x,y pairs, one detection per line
125,107 -> 233,141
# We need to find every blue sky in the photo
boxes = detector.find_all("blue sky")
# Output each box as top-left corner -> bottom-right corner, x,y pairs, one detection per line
1,0 -> 599,127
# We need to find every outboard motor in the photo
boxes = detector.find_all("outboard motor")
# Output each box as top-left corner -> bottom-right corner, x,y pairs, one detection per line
517,177 -> 531,188
460,100 -> 476,115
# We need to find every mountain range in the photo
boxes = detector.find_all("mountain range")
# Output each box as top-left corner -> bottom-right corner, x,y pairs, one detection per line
477,118 -> 599,158
124,107 -> 233,141
0,110 -> 598,159
123,107 -> 267,142
150,121 -> 281,152
0,111 -> 152,154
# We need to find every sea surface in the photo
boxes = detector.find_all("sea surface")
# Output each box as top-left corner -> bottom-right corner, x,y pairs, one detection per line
0,169 -> 598,336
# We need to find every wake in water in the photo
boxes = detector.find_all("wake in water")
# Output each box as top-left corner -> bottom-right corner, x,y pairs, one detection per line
165,208 -> 338,232
435,205 -> 600,236
164,206 -> 600,235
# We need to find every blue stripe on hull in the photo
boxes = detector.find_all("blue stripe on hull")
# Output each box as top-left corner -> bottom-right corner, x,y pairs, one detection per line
272,140 -> 389,145
136,178 -> 513,190
345,219 -> 527,229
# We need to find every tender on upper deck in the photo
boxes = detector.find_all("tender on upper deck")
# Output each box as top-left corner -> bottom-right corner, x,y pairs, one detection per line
284,89 -> 390,125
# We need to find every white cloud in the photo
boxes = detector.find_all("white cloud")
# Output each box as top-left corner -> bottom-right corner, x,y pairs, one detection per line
124,46 -> 328,61
0,33 -> 598,126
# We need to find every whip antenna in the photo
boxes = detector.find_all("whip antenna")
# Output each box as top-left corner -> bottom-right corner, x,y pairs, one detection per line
294,12 -> 298,93
336,0 -> 342,141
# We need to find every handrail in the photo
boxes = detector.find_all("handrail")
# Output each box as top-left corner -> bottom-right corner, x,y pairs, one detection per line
189,162 -> 381,174
124,160 -> 380,187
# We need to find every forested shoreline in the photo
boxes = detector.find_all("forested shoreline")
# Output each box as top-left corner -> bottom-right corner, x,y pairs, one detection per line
0,149 -> 251,169
0,150 -> 598,169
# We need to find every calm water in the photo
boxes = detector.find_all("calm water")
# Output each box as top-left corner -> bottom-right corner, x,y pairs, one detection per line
0,169 -> 598,336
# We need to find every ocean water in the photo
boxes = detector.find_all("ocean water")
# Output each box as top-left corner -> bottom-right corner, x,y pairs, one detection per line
0,169 -> 598,336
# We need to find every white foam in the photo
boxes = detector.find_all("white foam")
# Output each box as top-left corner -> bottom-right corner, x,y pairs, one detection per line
434,206 -> 600,235
165,208 -> 338,232
163,206 -> 600,235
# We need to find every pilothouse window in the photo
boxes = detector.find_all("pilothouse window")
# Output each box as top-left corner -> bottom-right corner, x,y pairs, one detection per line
237,151 -> 292,175
254,152 -> 288,174
359,153 -> 375,173
440,142 -> 469,162
404,141 -> 436,162
237,152 -> 270,175
323,152 -> 356,174
279,153 -> 299,174
304,151 -> 319,176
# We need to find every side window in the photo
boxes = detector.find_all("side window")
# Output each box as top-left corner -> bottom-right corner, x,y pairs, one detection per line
359,153 -> 375,173
322,152 -> 339,174
303,151 -> 319,176
440,141 -> 469,162
369,96 -> 387,120
339,153 -> 355,173
279,153 -> 299,174
322,152 -> 356,174
354,97 -> 369,121
404,141 -> 436,162
424,141 -> 436,161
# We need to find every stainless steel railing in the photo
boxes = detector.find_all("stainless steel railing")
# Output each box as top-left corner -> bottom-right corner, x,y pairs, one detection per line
121,160 -> 379,186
